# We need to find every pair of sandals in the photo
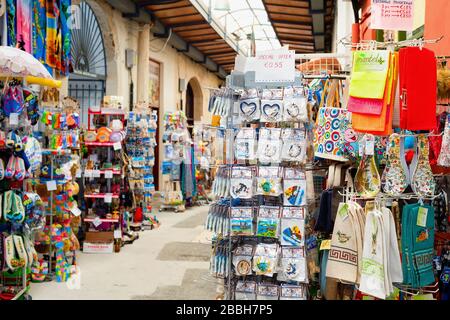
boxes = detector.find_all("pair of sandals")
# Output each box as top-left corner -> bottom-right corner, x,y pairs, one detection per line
3,190 -> 25,223
4,155 -> 26,181
31,259 -> 49,282
4,234 -> 37,271
381,133 -> 436,197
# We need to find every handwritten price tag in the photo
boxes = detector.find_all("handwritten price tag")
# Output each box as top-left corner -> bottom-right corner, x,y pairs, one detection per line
371,0 -> 414,31
104,193 -> 113,203
113,142 -> 122,151
255,49 -> 295,83
104,170 -> 113,179
46,180 -> 57,191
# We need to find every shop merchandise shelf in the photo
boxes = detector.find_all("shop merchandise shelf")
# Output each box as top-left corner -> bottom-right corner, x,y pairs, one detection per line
84,193 -> 120,199
84,218 -> 119,223
88,108 -> 126,116
84,141 -> 117,147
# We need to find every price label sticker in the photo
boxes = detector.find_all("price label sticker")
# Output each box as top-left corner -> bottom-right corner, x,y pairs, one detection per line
365,138 -> 375,156
417,207 -> 428,227
338,203 -> 349,220
93,217 -> 102,227
114,229 -> 122,239
46,180 -> 57,191
104,193 -> 113,203
9,113 -> 19,126
113,142 -> 122,151
92,170 -> 101,178
84,170 -> 93,178
104,170 -> 113,179
320,239 -> 331,251
76,169 -> 82,178
70,206 -> 82,217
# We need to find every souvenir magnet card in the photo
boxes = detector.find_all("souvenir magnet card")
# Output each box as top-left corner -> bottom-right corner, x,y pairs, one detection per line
232,245 -> 254,276
230,207 -> 254,236
256,206 -> 280,238
235,281 -> 257,300
256,284 -> 279,300
281,207 -> 306,247
256,166 -> 282,196
230,167 -> 254,199
283,168 -> 307,206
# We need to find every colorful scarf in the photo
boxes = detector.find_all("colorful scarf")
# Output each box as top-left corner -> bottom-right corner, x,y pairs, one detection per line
16,0 -> 32,52
45,0 -> 59,69
32,0 -> 46,63
59,0 -> 70,75
6,0 -> 16,47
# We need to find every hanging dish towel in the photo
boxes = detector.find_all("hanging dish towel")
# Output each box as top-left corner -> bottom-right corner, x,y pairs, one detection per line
359,208 -> 388,299
399,47 -> 437,131
326,202 -> 360,284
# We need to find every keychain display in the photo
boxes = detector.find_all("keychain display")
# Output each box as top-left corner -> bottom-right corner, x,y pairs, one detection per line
235,281 -> 257,300
235,128 -> 257,161
260,88 -> 284,123
256,166 -> 282,196
256,283 -> 279,300
280,207 -> 305,247
232,245 -> 253,276
277,247 -> 307,283
206,200 -> 230,236
212,166 -> 230,198
279,284 -> 308,300
283,168 -> 307,206
257,128 -> 282,164
256,206 -> 280,238
283,86 -> 308,123
230,167 -> 254,199
239,89 -> 260,122
253,243 -> 278,276
281,128 -> 307,163
210,240 -> 230,278
230,207 -> 254,236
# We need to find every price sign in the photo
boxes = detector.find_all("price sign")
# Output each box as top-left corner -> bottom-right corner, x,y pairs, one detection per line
84,170 -> 93,178
93,217 -> 102,227
104,193 -> 113,203
104,170 -> 113,179
371,0 -> 414,31
92,170 -> 101,178
46,180 -> 57,191
254,49 -> 295,83
9,113 -> 19,126
76,169 -> 82,178
113,142 -> 122,150
70,206 -> 82,217
114,229 -> 122,239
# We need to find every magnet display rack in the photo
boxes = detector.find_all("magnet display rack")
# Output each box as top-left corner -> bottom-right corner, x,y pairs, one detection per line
81,109 -> 126,252
209,70 -> 310,300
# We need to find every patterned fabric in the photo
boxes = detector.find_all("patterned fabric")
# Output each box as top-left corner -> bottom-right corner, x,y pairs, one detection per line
59,0 -> 71,75
382,133 -> 409,196
32,0 -> 46,63
16,0 -> 32,52
314,107 -> 348,162
411,134 -> 436,197
438,114 -> 450,167
6,0 -> 16,46
45,0 -> 58,69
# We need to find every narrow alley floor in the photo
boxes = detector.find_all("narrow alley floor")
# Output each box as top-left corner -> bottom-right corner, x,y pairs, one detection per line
29,205 -> 221,300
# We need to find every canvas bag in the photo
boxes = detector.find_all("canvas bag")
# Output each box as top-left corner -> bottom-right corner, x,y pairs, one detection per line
313,79 -> 349,162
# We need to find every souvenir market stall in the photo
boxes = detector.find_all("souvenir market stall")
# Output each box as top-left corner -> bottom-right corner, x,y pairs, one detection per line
0,46 -> 80,299
206,40 -> 450,301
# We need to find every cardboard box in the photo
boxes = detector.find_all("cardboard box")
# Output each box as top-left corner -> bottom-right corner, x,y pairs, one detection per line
85,231 -> 114,243
83,242 -> 114,254
83,232 -> 114,254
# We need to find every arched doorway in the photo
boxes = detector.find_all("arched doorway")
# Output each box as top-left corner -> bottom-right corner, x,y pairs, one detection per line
185,77 -> 203,134
69,1 -> 106,125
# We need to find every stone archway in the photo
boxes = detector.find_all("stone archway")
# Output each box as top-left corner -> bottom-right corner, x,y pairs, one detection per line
185,76 -> 204,125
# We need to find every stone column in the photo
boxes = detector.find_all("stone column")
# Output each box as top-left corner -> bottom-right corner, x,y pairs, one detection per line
137,24 -> 150,104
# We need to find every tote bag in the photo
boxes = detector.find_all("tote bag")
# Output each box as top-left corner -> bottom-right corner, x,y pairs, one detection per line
314,79 -> 349,162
